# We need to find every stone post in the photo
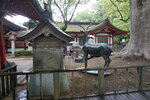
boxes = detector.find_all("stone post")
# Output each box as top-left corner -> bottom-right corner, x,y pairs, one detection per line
7,32 -> 16,57
29,35 -> 69,99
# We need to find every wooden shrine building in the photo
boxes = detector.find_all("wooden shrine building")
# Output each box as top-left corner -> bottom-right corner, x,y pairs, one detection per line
65,22 -> 99,45
89,18 -> 128,46
66,18 -> 128,46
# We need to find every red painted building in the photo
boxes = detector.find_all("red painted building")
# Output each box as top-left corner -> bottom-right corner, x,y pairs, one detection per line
0,0 -> 42,68
3,18 -> 27,53
65,22 -> 99,45
66,19 -> 128,46
90,18 -> 128,46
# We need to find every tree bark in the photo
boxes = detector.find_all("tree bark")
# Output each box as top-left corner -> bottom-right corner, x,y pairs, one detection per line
121,0 -> 150,60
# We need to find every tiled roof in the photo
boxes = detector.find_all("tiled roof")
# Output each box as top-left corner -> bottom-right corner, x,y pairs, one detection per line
19,19 -> 73,42
65,22 -> 99,32
90,18 -> 128,36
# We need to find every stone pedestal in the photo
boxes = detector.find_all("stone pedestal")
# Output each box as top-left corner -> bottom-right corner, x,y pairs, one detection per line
29,73 -> 69,98
29,36 -> 69,99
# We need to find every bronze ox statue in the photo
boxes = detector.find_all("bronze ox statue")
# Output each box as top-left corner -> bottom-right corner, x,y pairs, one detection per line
81,30 -> 112,68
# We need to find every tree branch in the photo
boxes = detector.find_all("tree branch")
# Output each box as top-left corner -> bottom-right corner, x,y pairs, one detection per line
78,25 -> 86,31
68,0 -> 80,22
54,0 -> 66,22
47,0 -> 53,21
109,0 -> 129,22
116,0 -> 124,2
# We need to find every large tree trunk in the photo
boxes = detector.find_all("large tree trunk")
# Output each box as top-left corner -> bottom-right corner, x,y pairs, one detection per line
121,0 -> 150,60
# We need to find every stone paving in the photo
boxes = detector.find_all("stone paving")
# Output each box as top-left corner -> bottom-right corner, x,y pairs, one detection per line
6,55 -> 72,72
7,56 -> 33,72
6,56 -> 33,84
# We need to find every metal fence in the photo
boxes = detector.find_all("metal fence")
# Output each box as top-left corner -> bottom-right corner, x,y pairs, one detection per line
1,64 -> 150,100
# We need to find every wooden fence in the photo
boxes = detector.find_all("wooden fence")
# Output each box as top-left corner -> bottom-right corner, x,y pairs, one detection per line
0,64 -> 150,100
0,65 -> 17,100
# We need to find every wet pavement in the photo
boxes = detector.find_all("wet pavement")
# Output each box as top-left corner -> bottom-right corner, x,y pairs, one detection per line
7,56 -> 73,72
7,56 -> 33,72
7,56 -> 33,84
17,90 -> 27,100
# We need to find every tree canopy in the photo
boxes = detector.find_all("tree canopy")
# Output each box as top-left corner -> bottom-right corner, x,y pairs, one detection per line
74,10 -> 97,22
74,0 -> 130,31
73,0 -> 130,42
23,0 -> 89,31
24,0 -> 130,32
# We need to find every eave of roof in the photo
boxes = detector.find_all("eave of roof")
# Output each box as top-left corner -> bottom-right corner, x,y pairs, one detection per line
90,18 -> 128,36
3,18 -> 26,31
65,22 -> 99,32
20,19 -> 73,42
1,0 -> 43,20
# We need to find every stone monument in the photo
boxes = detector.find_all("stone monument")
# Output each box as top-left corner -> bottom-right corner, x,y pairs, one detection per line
21,3 -> 72,99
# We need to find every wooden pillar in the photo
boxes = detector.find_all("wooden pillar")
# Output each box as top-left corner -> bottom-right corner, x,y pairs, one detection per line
0,18 -> 6,69
94,34 -> 96,44
98,69 -> 105,95
108,34 -> 111,45
112,35 -> 114,47
24,42 -> 26,50
95,34 -> 98,44
11,40 -> 15,57
5,40 -> 8,53
75,33 -> 77,42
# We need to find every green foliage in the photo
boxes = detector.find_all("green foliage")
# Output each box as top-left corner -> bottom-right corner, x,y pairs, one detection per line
74,1 -> 105,22
15,50 -> 32,57
55,22 -> 65,30
74,0 -> 130,41
23,20 -> 38,30
74,10 -> 97,22
114,39 -> 119,45
100,0 -> 130,31
115,33 -> 130,44
74,0 -> 130,31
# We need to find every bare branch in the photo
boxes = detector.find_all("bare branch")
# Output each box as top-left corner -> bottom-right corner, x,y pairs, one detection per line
53,0 -> 66,22
78,25 -> 86,31
68,0 -> 80,22
78,23 -> 92,31
86,23 -> 92,31
53,0 -> 90,31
